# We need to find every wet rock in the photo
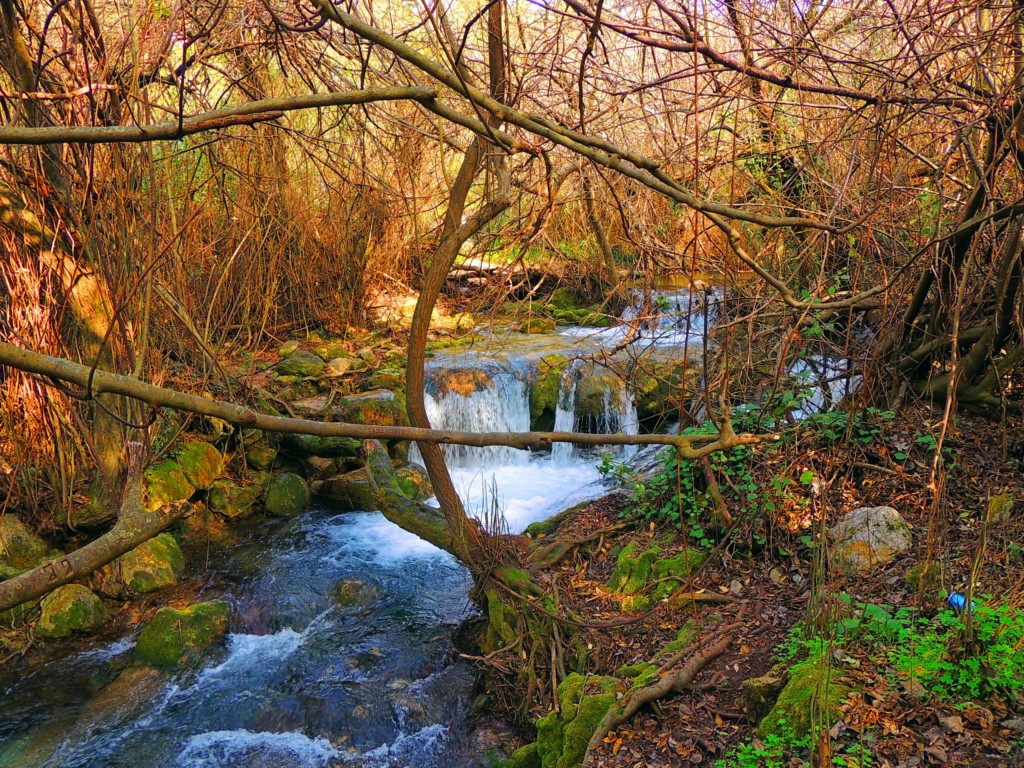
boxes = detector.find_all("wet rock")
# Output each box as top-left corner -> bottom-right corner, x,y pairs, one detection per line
429,368 -> 494,398
35,584 -> 105,639
143,460 -> 196,512
0,515 -> 57,578
515,317 -> 557,334
134,600 -> 230,669
758,653 -> 853,740
331,579 -> 382,607
79,666 -> 169,729
95,533 -> 185,595
276,351 -> 325,378
245,443 -> 278,471
742,664 -> 789,723
264,473 -> 311,517
529,354 -> 567,430
336,389 -> 407,426
830,506 -> 913,574
207,479 -> 261,519
176,441 -> 223,490
319,461 -> 430,511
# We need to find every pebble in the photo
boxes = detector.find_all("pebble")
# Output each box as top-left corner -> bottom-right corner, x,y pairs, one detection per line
729,579 -> 743,595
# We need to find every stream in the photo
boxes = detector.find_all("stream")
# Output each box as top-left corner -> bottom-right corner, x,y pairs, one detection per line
0,285 -> 858,767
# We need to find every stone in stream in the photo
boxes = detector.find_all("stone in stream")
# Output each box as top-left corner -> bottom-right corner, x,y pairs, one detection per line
144,460 -> 196,512
275,350 -> 326,378
35,584 -> 105,639
0,514 -> 58,579
264,473 -> 311,516
94,533 -> 185,595
134,600 -> 231,669
331,579 -> 383,608
318,462 -> 432,511
829,506 -> 913,574
176,441 -> 223,490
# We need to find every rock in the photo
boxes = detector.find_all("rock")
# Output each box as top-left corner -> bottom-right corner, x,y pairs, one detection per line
0,515 -> 56,578
830,506 -> 912,574
318,470 -> 377,512
547,287 -> 580,311
575,369 -> 630,430
278,340 -> 300,357
35,585 -> 105,639
758,652 -> 853,740
428,368 -> 494,398
331,579 -> 382,607
529,354 -> 567,430
515,317 -> 557,334
357,347 -> 377,364
729,579 -> 743,595
769,567 -> 785,584
79,666 -> 169,730
395,463 -> 432,501
276,351 -> 325,378
314,342 -> 348,362
245,443 -> 278,471
143,460 -> 196,512
282,433 -> 361,459
324,357 -> 356,377
264,473 -> 311,516
742,665 -> 789,723
176,441 -> 223,490
95,533 -> 185,595
606,542 -> 707,613
134,600 -> 230,669
336,389 -> 407,426
207,479 -> 261,519
366,368 -> 405,392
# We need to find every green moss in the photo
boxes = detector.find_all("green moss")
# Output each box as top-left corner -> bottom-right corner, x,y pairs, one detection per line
0,515 -> 56,572
176,441 -> 223,490
517,317 -> 558,334
529,355 -> 567,430
318,470 -> 378,512
207,479 -> 261,519
395,463 -> 432,501
264,473 -> 311,516
283,434 -> 361,458
656,622 -> 698,661
366,368 -> 406,392
35,585 -> 105,639
97,533 -> 185,595
906,561 -> 942,596
757,652 -> 853,741
276,350 -> 325,377
607,545 -> 707,611
499,742 -> 540,768
134,600 -> 230,669
314,341 -> 348,361
606,542 -> 661,595
144,461 -> 196,511
536,673 -> 621,768
336,389 -> 408,426
245,443 -> 278,471
547,288 -> 580,311
633,359 -> 699,425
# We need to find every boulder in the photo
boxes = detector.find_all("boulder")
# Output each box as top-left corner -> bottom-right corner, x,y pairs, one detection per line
35,584 -> 105,639
515,317 -> 557,334
207,479 -> 261,519
606,542 -> 707,612
314,341 -> 349,362
176,441 -> 223,490
529,354 -> 568,430
830,506 -> 913,574
96,533 -> 185,595
318,470 -> 377,512
276,351 -> 325,378
245,443 -> 278,471
264,473 -> 311,517
395,463 -> 432,501
324,357 -> 356,377
0,515 -> 56,578
428,368 -> 493,398
331,579 -> 382,607
282,433 -> 361,459
575,369 -> 629,430
547,288 -> 580,311
336,389 -> 407,426
277,340 -> 300,357
134,600 -> 230,669
144,460 -> 196,512
633,358 -> 699,425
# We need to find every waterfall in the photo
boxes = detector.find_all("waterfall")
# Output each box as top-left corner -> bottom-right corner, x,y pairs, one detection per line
411,361 -> 531,469
551,360 -> 639,466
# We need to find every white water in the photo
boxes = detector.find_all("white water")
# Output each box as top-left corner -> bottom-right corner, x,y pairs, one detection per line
177,729 -> 339,768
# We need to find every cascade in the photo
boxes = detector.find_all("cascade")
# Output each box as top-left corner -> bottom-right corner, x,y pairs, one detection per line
551,360 -> 639,466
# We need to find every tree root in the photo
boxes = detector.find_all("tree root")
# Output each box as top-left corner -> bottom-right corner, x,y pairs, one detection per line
582,633 -> 733,764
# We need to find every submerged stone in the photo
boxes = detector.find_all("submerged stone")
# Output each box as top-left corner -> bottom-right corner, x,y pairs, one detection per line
331,579 -> 383,607
144,460 -> 196,512
134,600 -> 230,669
35,584 -> 105,639
176,441 -> 223,490
96,533 -> 185,595
264,473 -> 311,516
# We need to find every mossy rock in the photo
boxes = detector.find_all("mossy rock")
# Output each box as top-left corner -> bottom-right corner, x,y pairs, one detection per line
176,441 -> 223,490
336,389 -> 407,427
536,673 -> 621,768
499,743 -> 540,768
633,359 -> 699,424
395,463 -> 432,501
547,288 -> 580,311
0,515 -> 56,575
742,664 -> 789,724
278,340 -> 300,357
134,600 -> 230,669
96,533 -> 185,595
317,470 -> 378,512
276,350 -> 325,378
607,542 -> 662,595
207,479 -> 261,519
516,317 -> 558,334
245,443 -> 278,471
314,341 -> 348,362
429,368 -> 494,398
324,357 -> 357,377
757,653 -> 853,741
366,368 -> 406,393
264,473 -> 311,517
281,433 -> 361,459
529,354 -> 568,430
331,579 -> 383,607
575,370 -> 628,427
144,460 -> 196,512
35,585 -> 105,639
609,544 -> 707,612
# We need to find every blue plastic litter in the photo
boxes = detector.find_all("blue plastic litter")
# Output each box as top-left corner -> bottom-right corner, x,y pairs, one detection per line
948,593 -> 977,613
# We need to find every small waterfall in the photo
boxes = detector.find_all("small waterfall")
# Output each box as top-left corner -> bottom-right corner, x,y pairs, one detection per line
552,360 -> 639,466
412,361 -> 531,469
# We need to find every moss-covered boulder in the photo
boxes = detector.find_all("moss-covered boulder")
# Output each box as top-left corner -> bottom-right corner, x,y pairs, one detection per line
134,600 -> 230,669
536,673 -> 621,768
207,479 -> 261,519
264,473 -> 311,517
176,441 -> 223,490
574,370 -> 629,429
757,652 -> 853,741
547,288 -> 580,311
331,579 -> 383,608
245,443 -> 278,471
278,340 -> 300,357
276,350 -> 325,378
35,584 -> 105,639
742,664 -> 789,724
366,368 -> 406,393
529,355 -> 567,430
395,463 -> 432,501
429,368 -> 493,398
144,460 -> 196,512
606,542 -> 707,612
281,433 -> 361,459
336,389 -> 407,426
96,533 -> 185,595
0,515 -> 57,578
516,317 -> 558,334
314,341 -> 349,362
633,358 -> 699,425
